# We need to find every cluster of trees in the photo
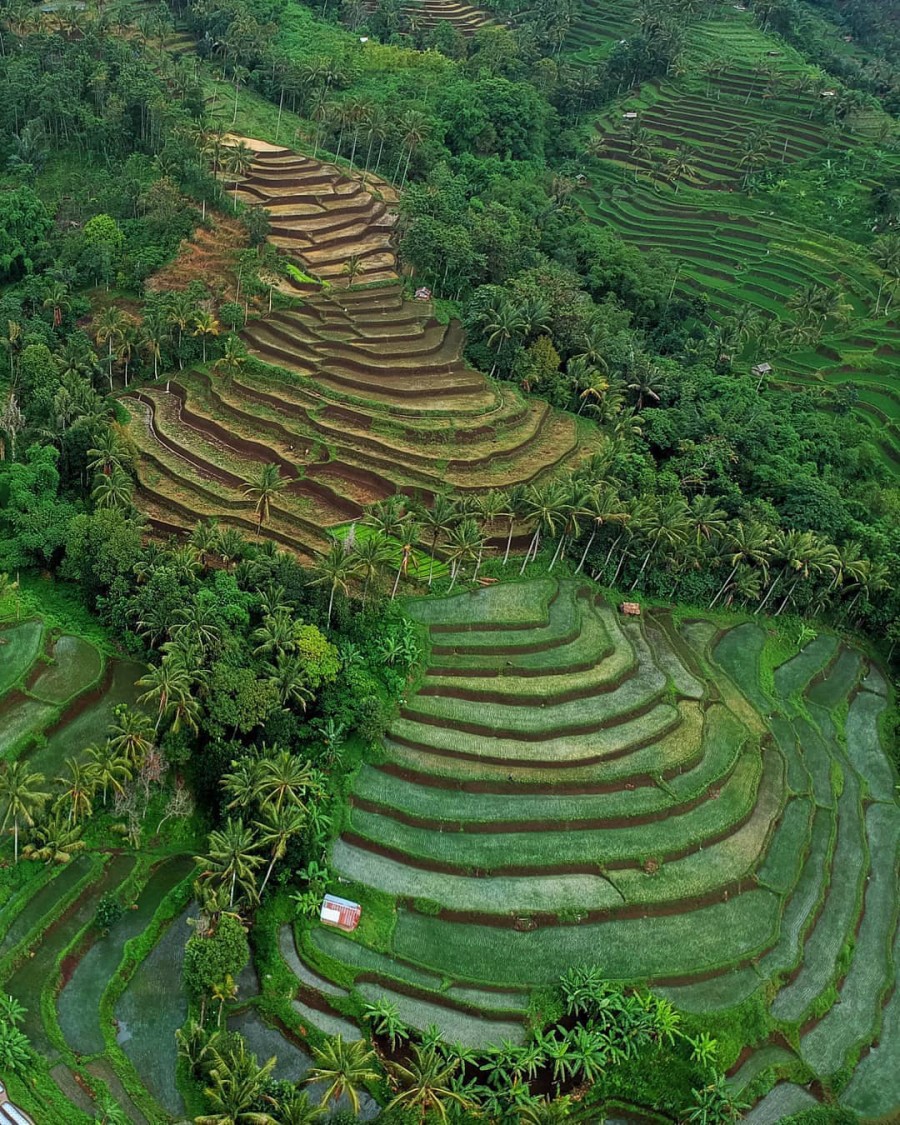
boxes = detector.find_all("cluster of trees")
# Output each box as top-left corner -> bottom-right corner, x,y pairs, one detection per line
170,964 -> 747,1123
0,702 -> 174,864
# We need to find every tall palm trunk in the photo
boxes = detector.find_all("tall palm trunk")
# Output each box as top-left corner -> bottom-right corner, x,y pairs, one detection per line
756,568 -> 786,614
504,516 -> 515,566
519,528 -> 540,575
575,528 -> 597,574
709,564 -> 738,608
548,534 -> 566,571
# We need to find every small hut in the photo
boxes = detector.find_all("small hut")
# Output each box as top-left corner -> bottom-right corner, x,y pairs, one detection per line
751,362 -> 773,378
619,602 -> 641,617
415,286 -> 432,301
320,894 -> 361,932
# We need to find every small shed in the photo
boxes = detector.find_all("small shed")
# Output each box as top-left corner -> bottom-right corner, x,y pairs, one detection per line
821,90 -> 837,98
415,286 -> 432,301
619,602 -> 641,617
320,894 -> 361,932
751,362 -> 773,377
622,111 -> 639,120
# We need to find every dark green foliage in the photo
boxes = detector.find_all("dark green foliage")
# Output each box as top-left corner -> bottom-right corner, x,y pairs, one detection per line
95,892 -> 125,933
183,912 -> 250,996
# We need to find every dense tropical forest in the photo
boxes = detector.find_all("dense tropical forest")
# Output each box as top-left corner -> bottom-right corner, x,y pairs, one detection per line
0,0 -> 897,1121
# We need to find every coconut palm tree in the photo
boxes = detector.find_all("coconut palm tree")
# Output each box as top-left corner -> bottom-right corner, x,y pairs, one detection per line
136,656 -> 200,733
196,1039 -> 277,1125
196,817 -> 263,907
108,706 -> 155,770
243,464 -> 286,540
519,482 -> 570,574
87,426 -> 128,477
445,517 -> 484,592
265,653 -> 314,711
56,757 -> 96,826
353,532 -> 392,608
386,1043 -> 471,1123
709,522 -> 772,608
0,761 -> 49,863
629,496 -> 691,591
390,519 -> 421,600
258,749 -> 314,812
306,1037 -> 378,1114
193,310 -> 221,365
216,335 -> 247,387
416,493 -> 458,587
308,542 -> 359,626
398,109 -> 431,185
94,305 -> 129,389
85,741 -> 132,806
255,802 -> 307,895
665,145 -> 699,191
224,140 -> 255,207
91,466 -> 134,511
42,279 -> 71,328
481,296 -> 527,377
575,485 -> 629,574
275,1091 -> 324,1125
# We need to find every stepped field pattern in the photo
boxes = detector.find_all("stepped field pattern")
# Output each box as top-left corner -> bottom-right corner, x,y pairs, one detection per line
124,141 -> 585,559
282,579 -> 900,1115
573,1 -> 900,474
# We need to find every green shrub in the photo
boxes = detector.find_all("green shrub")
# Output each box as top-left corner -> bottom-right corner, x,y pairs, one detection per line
183,913 -> 250,996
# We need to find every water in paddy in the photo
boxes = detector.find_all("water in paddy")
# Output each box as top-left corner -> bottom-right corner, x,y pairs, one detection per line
116,905 -> 192,1115
0,856 -> 92,958
6,853 -> 135,1059
0,697 -> 55,757
228,1010 -> 315,1082
29,635 -> 103,704
25,659 -> 143,777
58,855 -> 194,1056
0,620 -> 43,694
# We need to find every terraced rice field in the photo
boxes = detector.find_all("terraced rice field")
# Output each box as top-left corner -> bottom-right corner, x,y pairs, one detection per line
573,6 -> 900,472
284,578 -> 899,1114
126,142 -> 584,555
0,616 -> 200,1122
362,0 -> 491,35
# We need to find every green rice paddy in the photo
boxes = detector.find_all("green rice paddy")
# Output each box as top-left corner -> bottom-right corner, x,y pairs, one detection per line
282,577 -> 899,1119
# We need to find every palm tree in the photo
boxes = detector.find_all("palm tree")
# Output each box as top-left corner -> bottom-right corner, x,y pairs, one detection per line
94,305 -> 128,390
216,335 -> 247,387
709,522 -> 772,608
56,757 -> 96,826
255,802 -> 307,895
306,1037 -> 378,1114
398,109 -> 430,186
353,532 -> 392,608
575,485 -> 629,574
0,762 -> 49,863
193,310 -> 221,364
630,496 -> 691,591
243,464 -> 286,540
224,141 -> 255,207
386,1043 -> 471,1122
42,280 -> 71,328
363,998 -> 408,1050
92,467 -> 133,511
391,520 -> 421,600
689,495 -> 729,550
444,517 -> 484,592
196,1040 -> 277,1125
417,493 -> 458,586
107,706 -> 155,770
85,741 -> 132,805
196,817 -> 263,908
136,657 -> 200,732
258,749 -> 314,812
665,146 -> 699,191
519,482 -> 570,575
265,653 -> 314,711
308,542 -> 359,625
480,296 -> 526,377
87,427 -> 128,477
341,253 -> 363,287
